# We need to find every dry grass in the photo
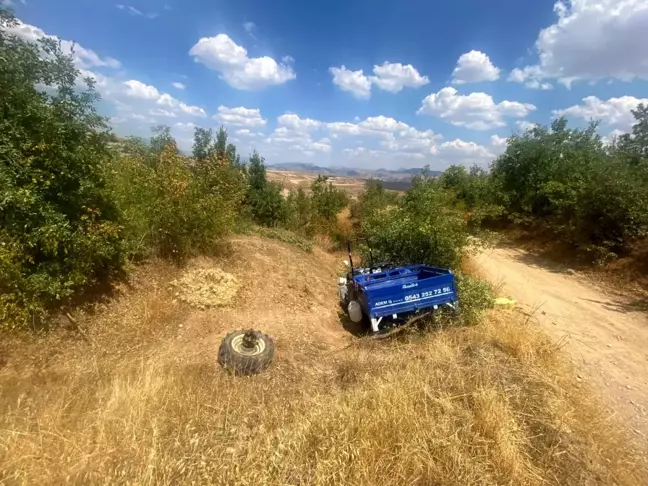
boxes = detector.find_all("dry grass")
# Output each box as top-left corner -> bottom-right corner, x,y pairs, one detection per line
0,236 -> 646,485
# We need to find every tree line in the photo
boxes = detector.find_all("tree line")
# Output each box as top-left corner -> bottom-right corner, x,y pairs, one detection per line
437,111 -> 648,262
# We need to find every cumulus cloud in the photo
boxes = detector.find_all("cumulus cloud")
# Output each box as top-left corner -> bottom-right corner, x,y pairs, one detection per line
121,80 -> 206,117
418,87 -> 536,130
553,95 -> 648,130
215,106 -> 267,127
189,34 -> 295,90
451,51 -> 500,84
277,113 -> 322,131
507,66 -> 553,90
330,62 -> 428,98
369,62 -> 429,92
329,66 -> 372,99
509,0 -> 648,87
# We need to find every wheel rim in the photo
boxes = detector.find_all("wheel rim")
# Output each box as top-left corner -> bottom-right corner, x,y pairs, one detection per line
231,334 -> 266,356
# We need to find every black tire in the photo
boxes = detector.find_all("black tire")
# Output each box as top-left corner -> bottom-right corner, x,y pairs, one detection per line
218,329 -> 275,376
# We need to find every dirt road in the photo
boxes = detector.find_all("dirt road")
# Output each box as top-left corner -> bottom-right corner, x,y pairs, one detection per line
475,247 -> 648,439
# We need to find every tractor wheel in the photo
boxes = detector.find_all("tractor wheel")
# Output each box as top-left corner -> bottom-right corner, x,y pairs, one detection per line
218,329 -> 275,376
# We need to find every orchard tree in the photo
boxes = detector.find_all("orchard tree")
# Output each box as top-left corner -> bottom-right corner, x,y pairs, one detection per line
0,7 -> 123,325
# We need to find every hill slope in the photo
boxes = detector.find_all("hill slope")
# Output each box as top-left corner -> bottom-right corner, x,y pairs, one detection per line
0,235 -> 645,485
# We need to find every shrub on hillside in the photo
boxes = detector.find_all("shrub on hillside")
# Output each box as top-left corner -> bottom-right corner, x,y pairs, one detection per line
110,140 -> 246,262
362,173 -> 470,270
0,9 -> 123,326
491,116 -> 648,258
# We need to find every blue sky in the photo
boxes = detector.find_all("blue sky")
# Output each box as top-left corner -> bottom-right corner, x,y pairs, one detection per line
4,0 -> 648,169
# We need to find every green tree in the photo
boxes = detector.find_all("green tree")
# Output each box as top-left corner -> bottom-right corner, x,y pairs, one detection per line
618,104 -> 648,165
215,126 -> 228,156
286,188 -> 312,234
245,151 -> 287,226
192,127 -> 214,162
150,124 -> 177,156
311,175 -> 348,223
0,8 -> 123,326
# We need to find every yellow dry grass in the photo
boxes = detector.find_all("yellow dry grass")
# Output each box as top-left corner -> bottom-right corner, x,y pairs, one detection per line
0,236 -> 645,485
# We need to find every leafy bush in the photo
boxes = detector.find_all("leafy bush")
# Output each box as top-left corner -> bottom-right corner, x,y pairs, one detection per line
350,179 -> 399,231
0,9 -> 124,326
110,141 -> 246,262
490,114 -> 648,258
455,273 -> 495,325
362,174 -> 471,270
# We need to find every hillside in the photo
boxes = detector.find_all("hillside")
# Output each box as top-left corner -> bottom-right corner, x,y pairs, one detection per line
0,235 -> 645,485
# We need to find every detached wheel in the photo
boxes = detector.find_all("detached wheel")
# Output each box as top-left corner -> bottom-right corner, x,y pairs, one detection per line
218,329 -> 275,376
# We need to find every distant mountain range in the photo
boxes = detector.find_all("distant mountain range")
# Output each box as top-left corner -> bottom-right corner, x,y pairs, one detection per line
267,162 -> 442,182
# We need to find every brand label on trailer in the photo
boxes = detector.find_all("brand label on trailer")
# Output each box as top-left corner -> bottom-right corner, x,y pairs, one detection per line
402,283 -> 418,289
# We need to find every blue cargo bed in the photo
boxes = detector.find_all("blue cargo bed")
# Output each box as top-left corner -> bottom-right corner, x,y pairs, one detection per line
352,264 -> 458,331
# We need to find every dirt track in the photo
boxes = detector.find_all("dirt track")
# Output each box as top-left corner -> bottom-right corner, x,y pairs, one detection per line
475,247 -> 648,440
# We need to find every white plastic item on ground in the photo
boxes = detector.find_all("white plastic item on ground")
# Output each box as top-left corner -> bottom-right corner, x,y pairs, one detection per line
348,301 -> 363,323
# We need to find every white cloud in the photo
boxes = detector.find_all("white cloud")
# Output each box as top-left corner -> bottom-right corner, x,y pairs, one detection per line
309,141 -> 332,153
277,113 -> 322,131
507,67 -> 553,89
189,34 -> 295,90
216,106 -> 267,127
149,108 -> 177,118
172,82 -> 186,90
438,139 -> 493,160
358,116 -> 410,133
250,111 -> 497,169
123,79 -> 160,100
510,0 -> 648,87
6,20 -> 121,70
179,103 -> 206,117
369,62 -> 429,93
330,62 -> 428,98
235,129 -> 263,137
451,51 -> 500,84
553,95 -> 648,130
418,87 -> 536,130
243,21 -> 256,33
122,80 -> 206,117
329,66 -> 372,99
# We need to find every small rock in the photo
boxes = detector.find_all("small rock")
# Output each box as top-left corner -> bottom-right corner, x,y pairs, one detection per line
626,384 -> 633,390
179,324 -> 183,328
606,382 -> 610,386
607,344 -> 612,348
576,374 -> 583,381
